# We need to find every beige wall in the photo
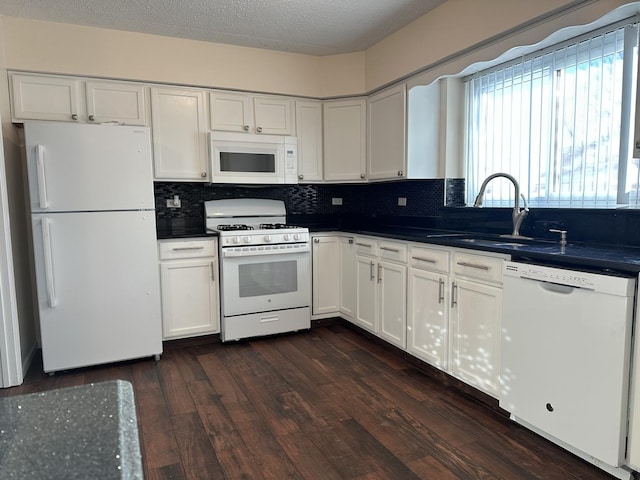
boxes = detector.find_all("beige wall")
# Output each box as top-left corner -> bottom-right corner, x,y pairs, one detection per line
365,0 -> 634,91
0,17 -> 365,98
0,1 -> 634,96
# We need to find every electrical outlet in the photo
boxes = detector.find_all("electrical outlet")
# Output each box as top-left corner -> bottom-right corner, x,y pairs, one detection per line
332,197 -> 343,206
398,197 -> 407,206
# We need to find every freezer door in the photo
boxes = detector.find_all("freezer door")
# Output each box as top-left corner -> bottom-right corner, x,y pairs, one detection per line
31,211 -> 162,372
24,122 -> 154,212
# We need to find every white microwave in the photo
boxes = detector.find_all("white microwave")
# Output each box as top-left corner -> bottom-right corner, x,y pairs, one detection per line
209,131 -> 298,184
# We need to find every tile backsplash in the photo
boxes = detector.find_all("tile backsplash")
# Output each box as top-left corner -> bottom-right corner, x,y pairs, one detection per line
154,179 -> 455,220
154,180 -> 640,247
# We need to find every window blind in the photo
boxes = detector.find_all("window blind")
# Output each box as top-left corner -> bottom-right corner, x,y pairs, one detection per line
465,20 -> 639,208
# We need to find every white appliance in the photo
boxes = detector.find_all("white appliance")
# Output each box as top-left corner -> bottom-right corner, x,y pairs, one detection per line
24,121 -> 162,373
501,261 -> 635,480
209,131 -> 298,184
205,199 -> 310,341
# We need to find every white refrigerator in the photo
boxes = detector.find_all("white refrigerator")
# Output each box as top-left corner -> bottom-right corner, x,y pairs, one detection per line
24,121 -> 162,373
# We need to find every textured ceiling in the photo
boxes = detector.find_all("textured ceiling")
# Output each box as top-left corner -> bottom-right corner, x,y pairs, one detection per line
0,0 -> 445,56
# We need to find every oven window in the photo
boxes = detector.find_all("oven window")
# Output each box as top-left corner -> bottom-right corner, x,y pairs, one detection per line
238,260 -> 297,297
220,152 -> 276,173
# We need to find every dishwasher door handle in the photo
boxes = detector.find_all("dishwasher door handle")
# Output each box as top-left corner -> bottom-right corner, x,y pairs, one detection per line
539,281 -> 575,294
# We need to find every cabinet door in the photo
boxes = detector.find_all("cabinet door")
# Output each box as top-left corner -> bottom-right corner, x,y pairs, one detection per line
407,268 -> 448,369
323,99 -> 367,182
11,74 -> 80,122
378,261 -> 407,349
295,100 -> 323,182
355,255 -> 377,333
209,91 -> 252,132
151,87 -> 208,181
85,81 -> 147,125
340,237 -> 356,320
368,84 -> 406,180
254,97 -> 293,135
450,278 -> 502,397
160,258 -> 219,339
312,236 -> 340,316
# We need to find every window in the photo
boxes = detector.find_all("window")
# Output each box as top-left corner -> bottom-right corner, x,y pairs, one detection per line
465,21 -> 640,208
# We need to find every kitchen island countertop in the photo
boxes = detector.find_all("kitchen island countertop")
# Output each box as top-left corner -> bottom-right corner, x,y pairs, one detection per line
0,380 -> 142,479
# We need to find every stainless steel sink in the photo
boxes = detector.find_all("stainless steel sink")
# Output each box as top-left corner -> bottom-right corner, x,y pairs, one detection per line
429,234 -> 557,249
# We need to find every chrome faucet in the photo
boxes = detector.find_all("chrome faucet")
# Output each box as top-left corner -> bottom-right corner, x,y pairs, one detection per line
473,172 -> 529,238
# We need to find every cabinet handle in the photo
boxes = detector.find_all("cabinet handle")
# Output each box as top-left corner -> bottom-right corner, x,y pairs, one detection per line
71,113 -> 78,121
355,242 -> 372,248
88,115 -> 95,121
314,238 -> 320,243
360,173 -> 366,179
377,264 -> 382,283
397,170 -> 402,176
456,261 -> 490,271
172,246 -> 205,251
380,246 -> 400,253
298,174 -> 304,180
438,278 -> 444,304
451,281 -> 457,308
412,256 -> 436,264
211,261 -> 216,281
348,238 -> 354,244
369,261 -> 375,281
201,172 -> 207,178
257,126 -> 263,133
243,125 -> 250,131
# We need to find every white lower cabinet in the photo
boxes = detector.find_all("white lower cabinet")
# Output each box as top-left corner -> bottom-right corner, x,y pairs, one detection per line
407,245 -> 451,370
311,235 -> 341,316
353,237 -> 407,348
158,238 -> 220,339
309,232 -> 507,398
339,236 -> 356,320
449,250 -> 506,397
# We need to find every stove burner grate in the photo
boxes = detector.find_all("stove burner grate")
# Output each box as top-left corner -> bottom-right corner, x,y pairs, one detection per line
259,223 -> 298,230
217,224 -> 255,231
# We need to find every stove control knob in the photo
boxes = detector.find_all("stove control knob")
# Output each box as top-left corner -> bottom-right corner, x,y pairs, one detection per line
264,235 -> 272,243
283,234 -> 291,241
243,236 -> 251,243
233,236 -> 241,244
293,233 -> 300,241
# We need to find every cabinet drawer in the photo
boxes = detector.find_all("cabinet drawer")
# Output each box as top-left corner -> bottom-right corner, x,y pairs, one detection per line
354,237 -> 378,257
409,245 -> 449,273
159,238 -> 217,260
379,240 -> 407,263
452,251 -> 504,283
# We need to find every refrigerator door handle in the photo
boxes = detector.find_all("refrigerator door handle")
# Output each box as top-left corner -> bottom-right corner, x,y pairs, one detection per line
36,145 -> 49,209
41,218 -> 57,308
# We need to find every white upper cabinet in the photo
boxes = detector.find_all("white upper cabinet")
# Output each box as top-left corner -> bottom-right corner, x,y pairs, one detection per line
407,75 -> 465,179
209,91 -> 293,135
323,98 -> 367,182
85,81 -> 147,125
10,73 -> 148,125
367,84 -> 407,181
151,87 -> 209,181
295,100 -> 323,182
11,74 -> 80,122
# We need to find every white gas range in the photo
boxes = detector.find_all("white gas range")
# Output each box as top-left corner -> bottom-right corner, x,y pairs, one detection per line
205,198 -> 311,342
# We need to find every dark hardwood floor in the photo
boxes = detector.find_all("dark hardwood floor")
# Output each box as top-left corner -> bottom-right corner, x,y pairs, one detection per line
0,324 -> 618,479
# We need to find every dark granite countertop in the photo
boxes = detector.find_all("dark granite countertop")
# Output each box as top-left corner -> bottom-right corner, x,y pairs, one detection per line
0,380 -> 142,479
155,217 -> 640,273
309,226 -> 640,274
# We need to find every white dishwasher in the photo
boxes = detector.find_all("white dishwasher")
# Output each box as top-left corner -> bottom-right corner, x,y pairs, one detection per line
500,261 -> 636,480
